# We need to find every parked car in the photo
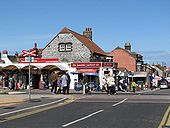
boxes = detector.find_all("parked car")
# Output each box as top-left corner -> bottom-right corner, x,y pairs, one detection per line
74,82 -> 98,91
74,82 -> 83,91
158,79 -> 170,89
86,82 -> 98,90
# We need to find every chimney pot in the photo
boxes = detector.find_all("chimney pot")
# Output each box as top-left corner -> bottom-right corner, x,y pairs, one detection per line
125,42 -> 131,51
83,27 -> 92,40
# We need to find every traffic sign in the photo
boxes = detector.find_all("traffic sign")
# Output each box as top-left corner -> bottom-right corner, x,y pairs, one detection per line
22,50 -> 36,57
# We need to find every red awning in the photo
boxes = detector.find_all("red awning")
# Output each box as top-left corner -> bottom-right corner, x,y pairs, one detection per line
76,68 -> 98,73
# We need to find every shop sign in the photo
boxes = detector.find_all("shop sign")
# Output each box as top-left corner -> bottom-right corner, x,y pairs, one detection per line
20,58 -> 60,63
71,62 -> 115,68
102,62 -> 114,67
71,62 -> 102,68
76,68 -> 98,73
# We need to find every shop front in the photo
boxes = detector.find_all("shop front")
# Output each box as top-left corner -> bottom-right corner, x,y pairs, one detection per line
128,71 -> 148,90
0,61 -> 70,89
71,62 -> 117,90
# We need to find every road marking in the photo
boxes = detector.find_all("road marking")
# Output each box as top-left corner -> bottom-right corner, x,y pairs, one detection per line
62,109 -> 104,127
158,105 -> 170,128
0,98 -> 74,123
112,98 -> 128,107
0,97 -> 67,117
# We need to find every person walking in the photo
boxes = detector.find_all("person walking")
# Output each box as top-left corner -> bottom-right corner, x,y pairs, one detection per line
50,72 -> 58,94
66,72 -> 71,94
57,75 -> 62,94
131,81 -> 136,93
61,73 -> 67,94
102,77 -> 107,92
107,74 -> 116,95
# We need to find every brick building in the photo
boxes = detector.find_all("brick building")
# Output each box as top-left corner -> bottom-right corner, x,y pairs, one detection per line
42,27 -> 106,62
108,43 -> 144,72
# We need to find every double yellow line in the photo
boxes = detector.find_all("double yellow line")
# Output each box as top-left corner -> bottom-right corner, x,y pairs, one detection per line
158,105 -> 170,128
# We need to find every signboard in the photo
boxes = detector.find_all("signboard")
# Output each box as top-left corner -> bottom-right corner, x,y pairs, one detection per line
71,62 -> 115,68
71,62 -> 102,68
76,68 -> 98,73
22,50 -> 37,57
20,58 -> 60,63
25,57 -> 34,63
102,62 -> 114,67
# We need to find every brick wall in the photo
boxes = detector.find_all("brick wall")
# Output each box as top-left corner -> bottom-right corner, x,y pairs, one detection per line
111,49 -> 136,71
42,33 -> 91,62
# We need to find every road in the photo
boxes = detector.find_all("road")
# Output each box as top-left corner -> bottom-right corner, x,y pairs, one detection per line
0,89 -> 170,128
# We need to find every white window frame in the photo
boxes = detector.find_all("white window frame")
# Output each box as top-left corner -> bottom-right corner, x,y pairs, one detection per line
59,44 -> 65,52
66,43 -> 72,51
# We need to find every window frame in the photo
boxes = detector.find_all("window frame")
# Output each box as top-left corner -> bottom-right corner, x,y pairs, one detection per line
58,42 -> 72,52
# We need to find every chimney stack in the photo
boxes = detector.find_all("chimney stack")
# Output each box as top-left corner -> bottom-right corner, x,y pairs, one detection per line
125,43 -> 131,52
83,28 -> 92,40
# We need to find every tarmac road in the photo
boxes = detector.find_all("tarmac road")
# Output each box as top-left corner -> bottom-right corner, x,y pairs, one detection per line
0,89 -> 169,128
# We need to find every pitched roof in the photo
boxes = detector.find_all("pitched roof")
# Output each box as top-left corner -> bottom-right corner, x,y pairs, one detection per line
47,27 -> 106,55
8,55 -> 18,63
108,46 -> 138,59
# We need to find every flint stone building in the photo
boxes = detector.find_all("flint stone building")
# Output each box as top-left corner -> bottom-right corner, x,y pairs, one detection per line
42,27 -> 106,62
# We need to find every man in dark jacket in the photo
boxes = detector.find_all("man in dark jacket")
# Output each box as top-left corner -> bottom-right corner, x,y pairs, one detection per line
66,73 -> 71,94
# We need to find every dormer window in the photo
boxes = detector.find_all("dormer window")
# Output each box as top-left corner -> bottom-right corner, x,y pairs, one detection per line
58,42 -> 72,52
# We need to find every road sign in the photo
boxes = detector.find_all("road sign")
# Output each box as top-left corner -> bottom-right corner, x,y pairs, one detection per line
25,57 -> 34,63
22,50 -> 36,57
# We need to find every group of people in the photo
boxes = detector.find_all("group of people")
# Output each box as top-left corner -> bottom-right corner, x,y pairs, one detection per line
50,71 -> 71,94
102,74 -> 137,94
102,74 -> 116,95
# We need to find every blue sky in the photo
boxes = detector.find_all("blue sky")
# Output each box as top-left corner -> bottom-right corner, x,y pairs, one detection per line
0,0 -> 170,66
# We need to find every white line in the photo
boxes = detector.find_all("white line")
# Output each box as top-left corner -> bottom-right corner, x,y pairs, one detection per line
112,98 -> 128,107
62,109 -> 104,127
0,97 -> 67,117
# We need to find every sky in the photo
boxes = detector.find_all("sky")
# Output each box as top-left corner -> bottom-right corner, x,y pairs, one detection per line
0,0 -> 170,66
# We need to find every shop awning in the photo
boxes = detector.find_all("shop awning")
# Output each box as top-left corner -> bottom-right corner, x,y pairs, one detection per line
128,72 -> 148,78
76,68 -> 98,73
41,65 -> 68,71
2,65 -> 19,71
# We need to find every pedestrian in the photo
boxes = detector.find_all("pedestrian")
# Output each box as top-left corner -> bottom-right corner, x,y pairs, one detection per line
9,75 -> 15,90
102,77 -> 107,92
107,74 -> 116,95
82,75 -> 89,94
61,73 -> 67,94
50,72 -> 58,94
131,81 -> 136,93
66,72 -> 71,94
57,75 -> 62,94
